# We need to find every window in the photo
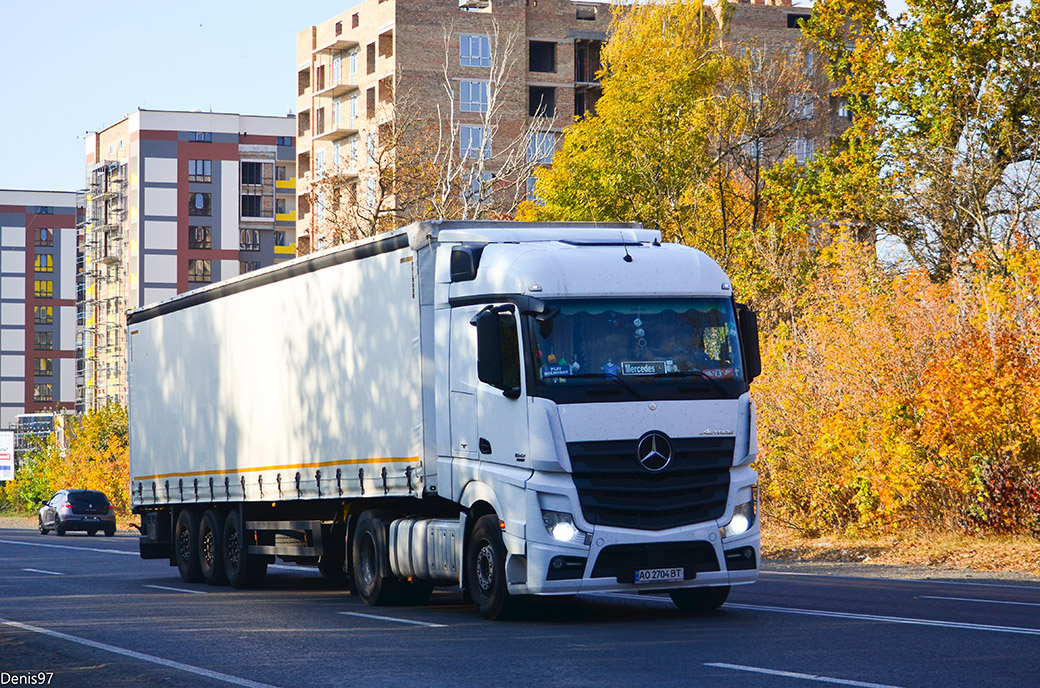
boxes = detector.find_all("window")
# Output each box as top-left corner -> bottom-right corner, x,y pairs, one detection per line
366,134 -> 377,163
367,42 -> 376,74
240,260 -> 261,273
461,80 -> 489,113
188,259 -> 211,283
276,165 -> 287,181
242,162 -> 263,185
788,94 -> 814,119
461,34 -> 491,67
349,137 -> 358,170
189,192 -> 212,216
793,138 -> 815,163
335,20 -> 342,35
188,131 -> 212,142
188,159 -> 212,182
527,132 -> 556,164
189,226 -> 212,249
526,175 -> 539,202
367,87 -> 376,118
34,254 -> 54,273
34,280 -> 53,298
277,136 -> 293,147
460,125 -> 490,159
242,195 -> 264,218
34,332 -> 53,350
333,98 -> 341,127
350,94 -> 358,126
34,358 -> 53,376
37,206 -> 53,214
787,13 -> 811,29
276,198 -> 287,215
464,171 -> 493,205
274,231 -> 288,247
529,86 -> 556,117
33,384 -> 53,402
529,41 -> 556,73
333,54 -> 342,84
35,228 -> 53,246
838,101 -> 852,120
352,12 -> 359,28
239,228 -> 260,251
576,5 -> 596,20
34,306 -> 53,325
299,68 -> 310,96
350,50 -> 358,80
316,149 -> 326,175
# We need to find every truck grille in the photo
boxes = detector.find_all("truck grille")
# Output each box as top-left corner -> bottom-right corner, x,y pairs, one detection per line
567,436 -> 733,531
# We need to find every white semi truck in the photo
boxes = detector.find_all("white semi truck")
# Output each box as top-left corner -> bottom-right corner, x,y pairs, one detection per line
129,220 -> 761,619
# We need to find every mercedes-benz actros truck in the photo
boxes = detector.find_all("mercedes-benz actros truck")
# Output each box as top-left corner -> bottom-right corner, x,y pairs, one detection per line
130,220 -> 761,619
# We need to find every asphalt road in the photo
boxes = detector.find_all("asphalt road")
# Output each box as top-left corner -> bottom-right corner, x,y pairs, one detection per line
2,527 -> 1039,688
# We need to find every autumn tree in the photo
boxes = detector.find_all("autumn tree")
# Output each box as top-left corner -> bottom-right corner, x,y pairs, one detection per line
803,0 -> 1040,280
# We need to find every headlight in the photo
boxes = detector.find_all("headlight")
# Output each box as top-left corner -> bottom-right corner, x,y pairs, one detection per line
541,511 -> 591,546
720,498 -> 757,539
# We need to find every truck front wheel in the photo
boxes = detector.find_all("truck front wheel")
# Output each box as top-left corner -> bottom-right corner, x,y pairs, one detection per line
467,515 -> 520,620
174,509 -> 203,583
669,586 -> 730,614
223,510 -> 267,589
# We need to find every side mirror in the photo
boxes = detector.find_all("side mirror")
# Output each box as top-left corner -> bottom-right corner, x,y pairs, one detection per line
473,308 -> 504,388
471,305 -> 522,398
736,304 -> 762,383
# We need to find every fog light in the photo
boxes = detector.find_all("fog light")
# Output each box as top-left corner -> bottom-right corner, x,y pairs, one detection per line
541,510 -> 590,545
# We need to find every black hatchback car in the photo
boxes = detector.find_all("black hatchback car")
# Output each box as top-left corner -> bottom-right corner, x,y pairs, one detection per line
38,489 -> 117,536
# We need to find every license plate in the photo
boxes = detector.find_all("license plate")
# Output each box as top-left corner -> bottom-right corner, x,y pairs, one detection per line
85,517 -> 98,521
634,567 -> 684,584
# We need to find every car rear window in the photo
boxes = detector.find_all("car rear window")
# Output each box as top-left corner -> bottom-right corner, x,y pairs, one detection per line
70,491 -> 109,505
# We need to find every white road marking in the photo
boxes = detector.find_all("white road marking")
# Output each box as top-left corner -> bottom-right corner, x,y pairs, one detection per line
22,568 -> 63,576
762,570 -> 1039,591
706,662 -> 905,688
0,538 -> 136,555
0,617 -> 277,688
338,611 -> 447,628
726,603 -> 1040,636
919,595 -> 1040,608
143,584 -> 208,595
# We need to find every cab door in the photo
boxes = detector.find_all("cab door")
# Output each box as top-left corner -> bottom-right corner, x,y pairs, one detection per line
472,305 -> 529,468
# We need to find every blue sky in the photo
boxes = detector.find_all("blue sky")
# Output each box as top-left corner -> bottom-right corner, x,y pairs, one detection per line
1,0 -> 907,193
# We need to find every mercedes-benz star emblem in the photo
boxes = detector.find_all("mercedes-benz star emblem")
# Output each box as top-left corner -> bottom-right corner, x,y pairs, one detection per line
636,432 -> 673,472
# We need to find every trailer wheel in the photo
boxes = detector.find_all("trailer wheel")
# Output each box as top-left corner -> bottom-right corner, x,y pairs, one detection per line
352,510 -> 403,606
669,586 -> 730,614
199,509 -> 227,586
467,514 -> 520,620
223,510 -> 267,589
174,509 -> 203,583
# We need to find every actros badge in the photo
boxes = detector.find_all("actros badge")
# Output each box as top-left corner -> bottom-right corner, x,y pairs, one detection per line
636,431 -> 673,472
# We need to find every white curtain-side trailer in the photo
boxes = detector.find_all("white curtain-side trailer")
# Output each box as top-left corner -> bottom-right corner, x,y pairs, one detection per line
130,221 -> 762,619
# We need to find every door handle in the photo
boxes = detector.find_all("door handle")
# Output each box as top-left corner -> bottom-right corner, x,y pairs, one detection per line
479,438 -> 492,455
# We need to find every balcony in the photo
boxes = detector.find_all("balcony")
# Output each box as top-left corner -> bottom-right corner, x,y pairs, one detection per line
276,178 -> 297,190
314,79 -> 359,100
314,36 -> 359,55
276,211 -> 297,223
312,122 -> 359,143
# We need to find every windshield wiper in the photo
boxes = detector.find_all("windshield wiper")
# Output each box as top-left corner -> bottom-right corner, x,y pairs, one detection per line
566,373 -> 645,400
659,370 -> 730,396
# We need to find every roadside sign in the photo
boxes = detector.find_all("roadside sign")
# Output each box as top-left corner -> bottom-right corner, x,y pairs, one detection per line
0,430 -> 13,481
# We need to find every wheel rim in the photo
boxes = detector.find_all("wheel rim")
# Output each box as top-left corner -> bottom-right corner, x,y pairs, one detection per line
177,523 -> 191,564
359,532 -> 377,587
226,526 -> 240,573
475,539 -> 495,595
201,527 -> 215,570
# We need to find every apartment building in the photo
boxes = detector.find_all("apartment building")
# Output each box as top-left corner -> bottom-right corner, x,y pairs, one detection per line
79,110 -> 297,412
0,190 -> 81,429
295,0 -> 612,249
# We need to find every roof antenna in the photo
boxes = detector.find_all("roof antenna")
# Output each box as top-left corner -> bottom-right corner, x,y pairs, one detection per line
621,232 -> 633,262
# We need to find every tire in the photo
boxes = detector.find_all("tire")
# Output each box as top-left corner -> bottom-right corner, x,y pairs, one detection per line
104,526 -> 116,537
467,514 -> 521,620
669,586 -> 730,614
174,509 -> 203,583
351,510 -> 404,606
223,510 -> 267,589
198,509 -> 227,586
38,517 -> 48,535
55,517 -> 67,536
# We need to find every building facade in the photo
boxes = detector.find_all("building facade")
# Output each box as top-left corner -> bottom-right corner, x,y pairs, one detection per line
295,0 -> 612,249
0,190 -> 80,429
79,110 -> 297,412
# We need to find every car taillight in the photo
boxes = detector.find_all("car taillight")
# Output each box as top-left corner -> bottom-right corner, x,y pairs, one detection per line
108,505 -> 114,510
62,503 -> 72,508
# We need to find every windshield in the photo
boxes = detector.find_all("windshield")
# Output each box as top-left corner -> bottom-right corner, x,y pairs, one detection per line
527,298 -> 746,403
